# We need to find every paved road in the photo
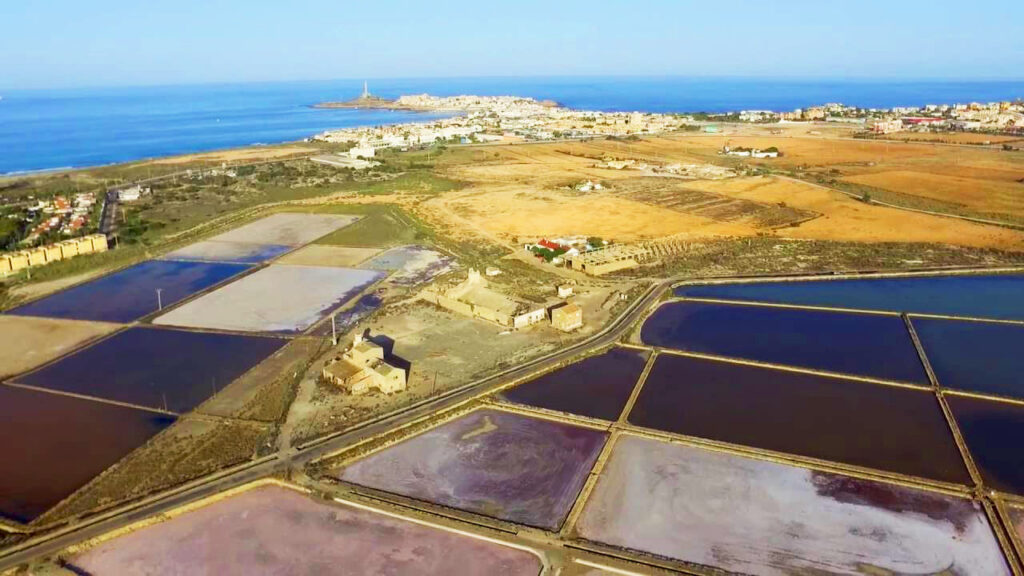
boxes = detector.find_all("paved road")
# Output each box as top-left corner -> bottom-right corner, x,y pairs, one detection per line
0,278 -> 671,571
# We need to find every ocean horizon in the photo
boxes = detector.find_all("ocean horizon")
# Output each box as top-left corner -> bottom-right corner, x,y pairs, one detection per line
2,76 -> 1023,175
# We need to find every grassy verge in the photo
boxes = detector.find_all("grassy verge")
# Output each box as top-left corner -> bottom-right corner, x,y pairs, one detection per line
306,204 -> 432,247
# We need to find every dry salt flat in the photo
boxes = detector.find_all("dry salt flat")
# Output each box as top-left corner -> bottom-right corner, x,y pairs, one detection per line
576,434 -> 1010,576
207,213 -> 359,246
363,245 -> 456,285
161,240 -> 292,264
153,264 -> 384,333
71,486 -> 542,576
275,244 -> 383,267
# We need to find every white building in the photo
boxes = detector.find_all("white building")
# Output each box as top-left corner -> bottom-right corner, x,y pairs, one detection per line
349,146 -> 376,159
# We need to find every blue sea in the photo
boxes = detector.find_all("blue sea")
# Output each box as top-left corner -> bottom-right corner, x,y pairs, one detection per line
2,77 -> 1022,174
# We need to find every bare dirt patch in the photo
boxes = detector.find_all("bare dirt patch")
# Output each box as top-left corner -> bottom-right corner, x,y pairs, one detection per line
288,302 -> 587,443
146,145 -> 319,165
611,177 -> 818,228
0,316 -> 120,379
423,185 -> 742,243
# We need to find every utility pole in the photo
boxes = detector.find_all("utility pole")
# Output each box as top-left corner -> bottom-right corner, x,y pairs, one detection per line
156,288 -> 163,310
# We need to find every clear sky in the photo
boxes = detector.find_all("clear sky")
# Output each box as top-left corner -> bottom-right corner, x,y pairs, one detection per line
3,0 -> 1023,89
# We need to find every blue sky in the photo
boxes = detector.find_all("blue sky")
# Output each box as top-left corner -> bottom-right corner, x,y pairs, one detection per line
2,0 -> 1022,89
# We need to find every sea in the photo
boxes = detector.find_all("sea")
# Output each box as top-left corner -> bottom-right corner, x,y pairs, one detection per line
2,76 -> 1022,175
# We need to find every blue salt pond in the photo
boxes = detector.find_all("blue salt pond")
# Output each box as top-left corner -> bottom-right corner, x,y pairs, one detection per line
675,274 -> 1024,321
16,327 -> 286,413
948,395 -> 1024,495
7,260 -> 251,323
641,300 -> 928,384
914,317 -> 1024,401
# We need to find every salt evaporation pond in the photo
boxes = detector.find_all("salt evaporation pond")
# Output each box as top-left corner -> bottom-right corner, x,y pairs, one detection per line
499,347 -> 649,421
153,264 -> 385,333
7,260 -> 251,323
337,408 -> 606,530
641,300 -> 928,384
675,273 -> 1024,321
206,213 -> 359,246
16,327 -> 286,413
0,386 -> 174,523
363,245 -> 456,285
629,354 -> 970,484
310,293 -> 382,337
162,240 -> 292,264
913,317 -> 1024,401
948,395 -> 1024,495
71,485 -> 542,576
576,435 -> 1009,576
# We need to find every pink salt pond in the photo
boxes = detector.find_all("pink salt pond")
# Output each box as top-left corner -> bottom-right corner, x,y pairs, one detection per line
71,485 -> 542,576
577,435 -> 1010,576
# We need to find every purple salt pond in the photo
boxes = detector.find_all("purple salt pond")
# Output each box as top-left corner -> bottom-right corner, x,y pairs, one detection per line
499,347 -> 649,421
72,485 -> 542,575
337,408 -> 607,530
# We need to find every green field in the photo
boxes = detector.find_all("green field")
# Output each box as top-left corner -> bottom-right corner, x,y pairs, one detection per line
310,205 -> 430,247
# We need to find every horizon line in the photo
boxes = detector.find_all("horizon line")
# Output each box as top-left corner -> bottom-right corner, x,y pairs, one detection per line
4,74 -> 1024,93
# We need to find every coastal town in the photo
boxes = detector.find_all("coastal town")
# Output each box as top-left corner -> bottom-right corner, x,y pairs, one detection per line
312,89 -> 1024,158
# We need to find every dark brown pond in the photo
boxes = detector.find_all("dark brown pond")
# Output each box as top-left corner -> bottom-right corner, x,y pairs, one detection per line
0,386 -> 175,523
628,354 -> 971,485
499,347 -> 649,421
947,395 -> 1024,495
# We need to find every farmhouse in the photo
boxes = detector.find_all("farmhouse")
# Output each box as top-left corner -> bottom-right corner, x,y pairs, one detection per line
550,303 -> 583,332
322,333 -> 407,395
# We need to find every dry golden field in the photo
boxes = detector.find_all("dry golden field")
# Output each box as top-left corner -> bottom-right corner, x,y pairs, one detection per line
871,132 -> 1022,145
421,136 -> 1024,252
842,170 -> 1024,216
